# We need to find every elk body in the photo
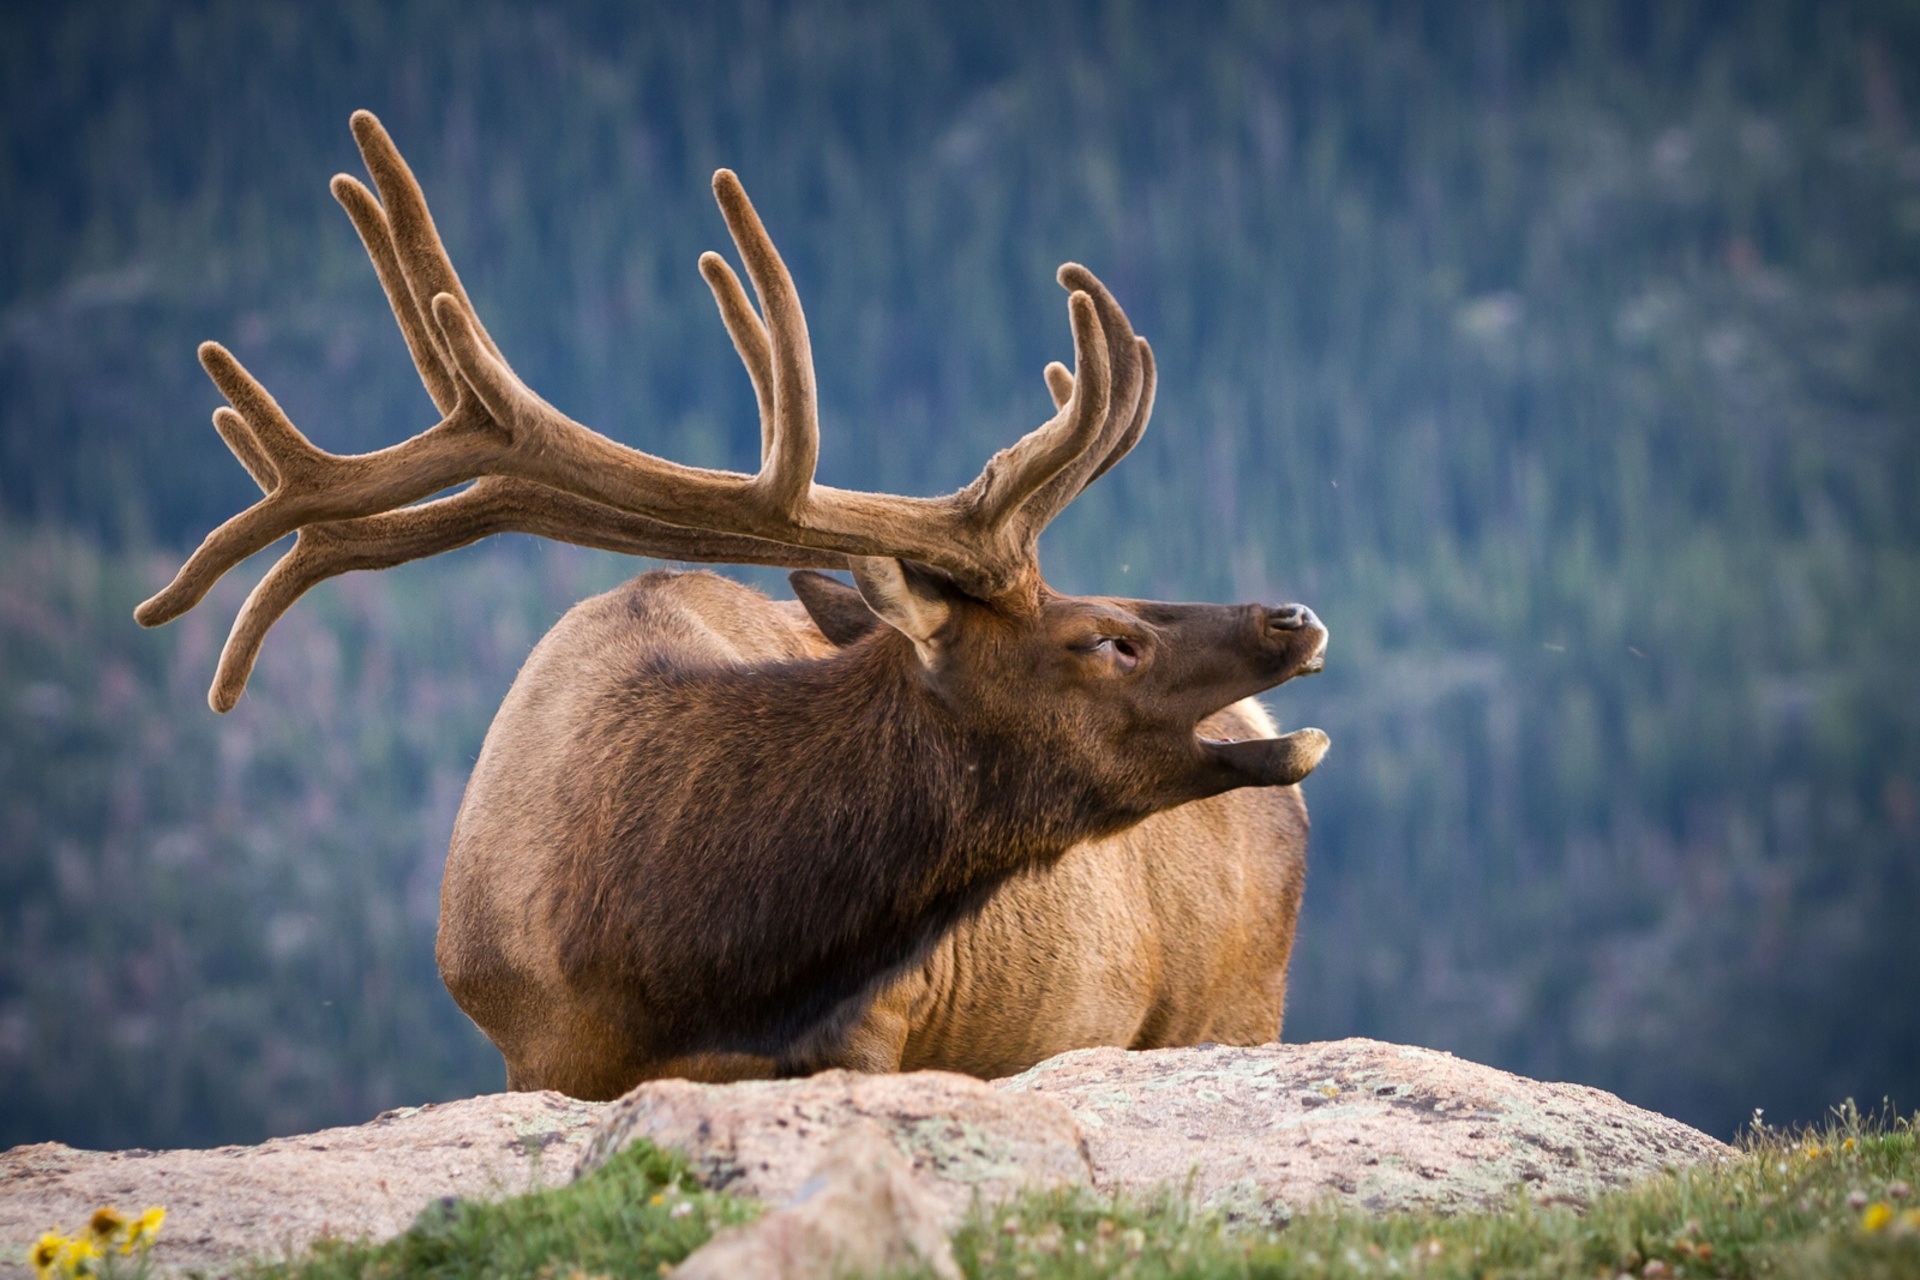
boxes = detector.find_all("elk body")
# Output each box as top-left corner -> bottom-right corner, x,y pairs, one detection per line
139,112 -> 1329,1098
447,568 -> 1313,1093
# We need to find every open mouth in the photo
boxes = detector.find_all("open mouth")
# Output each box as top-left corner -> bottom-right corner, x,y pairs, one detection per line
1189,622 -> 1329,782
1197,725 -> 1331,786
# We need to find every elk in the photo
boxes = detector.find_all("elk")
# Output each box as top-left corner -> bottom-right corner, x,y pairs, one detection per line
137,112 -> 1330,1097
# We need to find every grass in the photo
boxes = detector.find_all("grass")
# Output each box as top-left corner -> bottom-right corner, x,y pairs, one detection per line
241,1141 -> 758,1280
245,1105 -> 1918,1279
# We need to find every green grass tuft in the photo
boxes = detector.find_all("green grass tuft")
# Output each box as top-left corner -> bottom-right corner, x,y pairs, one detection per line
245,1106 -> 1918,1279
241,1140 -> 758,1280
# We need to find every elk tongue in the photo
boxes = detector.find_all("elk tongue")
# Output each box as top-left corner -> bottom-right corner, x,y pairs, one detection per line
1203,727 -> 1330,786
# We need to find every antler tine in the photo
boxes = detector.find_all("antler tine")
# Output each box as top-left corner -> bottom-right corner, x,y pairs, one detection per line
1084,338 -> 1154,487
1031,336 -> 1153,489
349,110 -> 508,371
698,251 -> 777,464
965,292 -> 1112,531
1006,265 -> 1149,535
332,172 -> 461,416
205,475 -> 847,711
1043,362 -> 1075,411
710,170 -> 818,517
213,406 -> 277,490
1059,264 -> 1146,462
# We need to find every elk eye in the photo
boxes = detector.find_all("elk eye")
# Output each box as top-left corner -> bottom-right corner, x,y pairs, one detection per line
1079,637 -> 1140,672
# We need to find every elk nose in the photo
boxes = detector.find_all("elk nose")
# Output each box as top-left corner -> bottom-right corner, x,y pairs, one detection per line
1267,603 -> 1321,632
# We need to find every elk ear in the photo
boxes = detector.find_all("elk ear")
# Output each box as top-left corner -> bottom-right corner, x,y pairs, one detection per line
848,557 -> 953,664
789,570 -> 881,646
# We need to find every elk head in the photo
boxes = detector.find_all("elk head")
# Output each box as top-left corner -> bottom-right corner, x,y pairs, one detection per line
793,565 -> 1327,830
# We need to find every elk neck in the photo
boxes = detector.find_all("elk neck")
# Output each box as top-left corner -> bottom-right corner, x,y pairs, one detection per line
555,622 -> 1101,1065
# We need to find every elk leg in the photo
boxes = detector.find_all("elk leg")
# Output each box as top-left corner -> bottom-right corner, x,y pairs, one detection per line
831,1000 -> 913,1073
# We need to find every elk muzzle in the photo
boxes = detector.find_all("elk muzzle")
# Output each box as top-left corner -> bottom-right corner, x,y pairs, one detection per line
1266,602 -> 1328,676
1185,601 -> 1329,790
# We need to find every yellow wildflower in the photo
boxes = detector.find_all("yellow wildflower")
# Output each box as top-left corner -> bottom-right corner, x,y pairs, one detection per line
30,1233 -> 67,1280
123,1207 -> 165,1253
58,1236 -> 100,1276
1862,1201 -> 1894,1232
649,1193 -> 664,1205
86,1208 -> 126,1241
1842,1137 -> 1856,1152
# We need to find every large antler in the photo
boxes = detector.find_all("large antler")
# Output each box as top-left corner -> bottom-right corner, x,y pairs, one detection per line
138,111 -> 1154,708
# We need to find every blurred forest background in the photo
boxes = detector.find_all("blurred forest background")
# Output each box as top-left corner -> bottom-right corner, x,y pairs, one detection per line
3,0 -> 1917,1150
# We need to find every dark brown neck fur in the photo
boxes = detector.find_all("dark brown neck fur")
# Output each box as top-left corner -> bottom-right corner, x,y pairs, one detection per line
551,627 -> 1107,1066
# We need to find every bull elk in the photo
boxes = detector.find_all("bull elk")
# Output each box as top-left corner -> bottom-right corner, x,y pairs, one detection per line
137,112 -> 1330,1097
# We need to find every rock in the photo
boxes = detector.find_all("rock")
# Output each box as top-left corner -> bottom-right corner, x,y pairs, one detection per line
576,1068 -> 1090,1226
673,1121 -> 960,1280
1,1040 -> 1733,1278
997,1038 -> 1733,1221
0,1092 -> 606,1277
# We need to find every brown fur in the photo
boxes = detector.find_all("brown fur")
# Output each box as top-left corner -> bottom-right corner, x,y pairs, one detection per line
878,749 -> 1306,1079
440,570 -> 1313,1097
